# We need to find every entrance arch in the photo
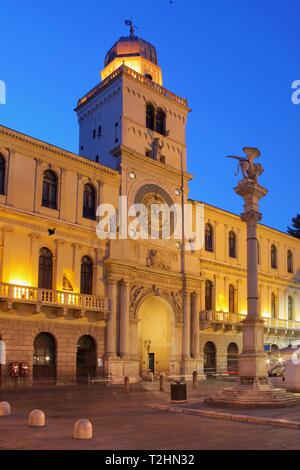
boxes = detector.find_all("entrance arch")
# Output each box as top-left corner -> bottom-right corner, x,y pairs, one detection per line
33,332 -> 56,382
203,341 -> 216,377
76,335 -> 96,381
227,342 -> 239,373
137,295 -> 174,376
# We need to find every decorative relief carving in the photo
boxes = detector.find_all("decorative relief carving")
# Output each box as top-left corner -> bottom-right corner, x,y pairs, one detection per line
129,284 -> 183,323
146,249 -> 170,271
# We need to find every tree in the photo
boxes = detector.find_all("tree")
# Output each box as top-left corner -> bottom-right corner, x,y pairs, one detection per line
287,214 -> 300,239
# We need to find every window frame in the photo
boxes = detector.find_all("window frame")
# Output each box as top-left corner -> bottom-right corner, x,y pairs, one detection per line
228,231 -> 237,259
38,247 -> 53,290
42,170 -> 58,210
80,256 -> 93,295
82,183 -> 96,221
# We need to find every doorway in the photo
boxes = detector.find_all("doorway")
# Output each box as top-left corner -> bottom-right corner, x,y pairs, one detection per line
33,332 -> 56,382
76,335 -> 96,382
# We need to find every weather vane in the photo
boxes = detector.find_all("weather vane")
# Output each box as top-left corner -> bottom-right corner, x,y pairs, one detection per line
125,19 -> 138,38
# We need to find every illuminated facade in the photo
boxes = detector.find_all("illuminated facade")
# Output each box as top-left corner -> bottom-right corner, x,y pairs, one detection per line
0,29 -> 299,384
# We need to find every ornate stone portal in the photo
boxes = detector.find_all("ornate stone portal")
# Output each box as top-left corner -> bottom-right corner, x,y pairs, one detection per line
207,148 -> 298,407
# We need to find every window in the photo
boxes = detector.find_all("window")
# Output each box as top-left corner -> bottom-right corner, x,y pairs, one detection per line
287,250 -> 293,273
80,256 -> 93,295
83,184 -> 96,220
155,108 -> 166,135
38,248 -> 53,289
271,244 -> 277,269
95,155 -> 99,163
229,284 -> 235,313
288,296 -> 294,321
145,73 -> 153,81
205,224 -> 214,252
93,129 -> 96,139
271,292 -> 276,319
146,103 -> 155,130
115,122 -> 118,143
229,231 -> 237,258
0,155 -> 5,195
205,280 -> 213,310
42,170 -> 58,209
98,126 -> 102,137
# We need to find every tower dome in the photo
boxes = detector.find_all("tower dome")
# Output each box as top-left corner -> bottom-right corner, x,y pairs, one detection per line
104,36 -> 158,68
101,22 -> 163,85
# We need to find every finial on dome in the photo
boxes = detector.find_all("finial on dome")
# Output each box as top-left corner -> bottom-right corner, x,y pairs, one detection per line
125,19 -> 138,38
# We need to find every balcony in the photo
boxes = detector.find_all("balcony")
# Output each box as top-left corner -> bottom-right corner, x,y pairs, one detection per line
0,283 -> 109,320
200,311 -> 300,338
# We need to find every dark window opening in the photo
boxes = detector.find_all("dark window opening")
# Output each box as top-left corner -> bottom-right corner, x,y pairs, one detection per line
287,250 -> 293,273
229,231 -> 237,258
83,183 -> 96,220
155,108 -> 166,135
205,224 -> 214,252
42,170 -> 58,209
38,247 -> 53,289
205,280 -> 213,311
146,103 -> 155,130
271,244 -> 277,269
80,256 -> 93,295
0,155 -> 5,195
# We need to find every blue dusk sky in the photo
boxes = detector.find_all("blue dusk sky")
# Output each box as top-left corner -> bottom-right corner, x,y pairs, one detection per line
1,0 -> 299,232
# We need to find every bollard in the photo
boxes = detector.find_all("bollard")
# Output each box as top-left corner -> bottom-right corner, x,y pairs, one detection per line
0,401 -> 11,416
29,409 -> 45,427
192,370 -> 197,390
149,371 -> 154,382
124,376 -> 130,393
73,419 -> 93,439
159,373 -> 164,392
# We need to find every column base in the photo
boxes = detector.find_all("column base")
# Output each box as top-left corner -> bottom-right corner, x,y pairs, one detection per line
105,357 -> 140,384
177,359 -> 205,381
205,378 -> 299,408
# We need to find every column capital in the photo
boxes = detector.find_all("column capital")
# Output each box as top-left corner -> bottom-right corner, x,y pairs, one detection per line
29,232 -> 41,241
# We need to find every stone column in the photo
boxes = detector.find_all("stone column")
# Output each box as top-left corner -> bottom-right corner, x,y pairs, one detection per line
235,179 -> 268,381
93,248 -> 104,296
106,278 -> 118,358
120,279 -> 130,359
182,289 -> 191,360
191,291 -> 200,358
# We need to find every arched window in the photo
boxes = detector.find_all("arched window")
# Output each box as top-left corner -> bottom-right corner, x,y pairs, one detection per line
33,332 -> 56,381
229,231 -> 237,258
205,224 -> 214,252
0,155 -> 6,195
205,280 -> 213,310
38,248 -> 53,289
155,108 -> 166,135
287,250 -> 293,274
83,184 -> 96,220
203,341 -> 216,376
229,284 -> 235,313
271,292 -> 276,319
271,244 -> 277,269
42,170 -> 58,209
288,296 -> 294,321
80,256 -> 93,295
146,103 -> 155,130
227,343 -> 239,373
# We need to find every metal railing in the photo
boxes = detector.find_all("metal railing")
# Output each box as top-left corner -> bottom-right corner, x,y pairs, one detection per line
0,282 -> 108,312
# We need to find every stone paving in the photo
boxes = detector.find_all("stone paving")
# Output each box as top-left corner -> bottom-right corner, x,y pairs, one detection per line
0,380 -> 300,450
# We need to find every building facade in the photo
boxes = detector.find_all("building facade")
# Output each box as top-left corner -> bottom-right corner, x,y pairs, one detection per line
0,29 -> 299,385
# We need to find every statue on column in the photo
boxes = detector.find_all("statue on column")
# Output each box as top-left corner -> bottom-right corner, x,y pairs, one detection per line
226,147 -> 264,182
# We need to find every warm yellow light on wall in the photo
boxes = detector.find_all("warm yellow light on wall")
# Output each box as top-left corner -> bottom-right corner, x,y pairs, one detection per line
9,278 -> 31,287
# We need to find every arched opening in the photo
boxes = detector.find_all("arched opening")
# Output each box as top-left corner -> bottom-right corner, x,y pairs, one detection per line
138,296 -> 172,377
145,73 -> 153,81
205,280 -> 213,310
38,247 -> 53,289
80,256 -> 93,295
76,335 -> 96,382
33,332 -> 56,382
228,284 -> 235,313
83,183 -> 96,220
229,231 -> 237,258
271,292 -> 276,318
203,341 -> 216,377
227,343 -> 239,373
146,103 -> 155,130
155,108 -> 166,135
42,170 -> 58,209
205,223 -> 214,252
271,244 -> 277,269
287,250 -> 293,273
0,155 -> 6,195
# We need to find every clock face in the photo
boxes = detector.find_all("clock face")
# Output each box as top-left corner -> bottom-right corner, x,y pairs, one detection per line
134,184 -> 175,238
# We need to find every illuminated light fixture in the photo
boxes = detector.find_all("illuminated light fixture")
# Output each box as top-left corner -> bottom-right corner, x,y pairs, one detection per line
129,171 -> 136,180
174,188 -> 181,195
175,242 -> 181,249
129,229 -> 136,238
